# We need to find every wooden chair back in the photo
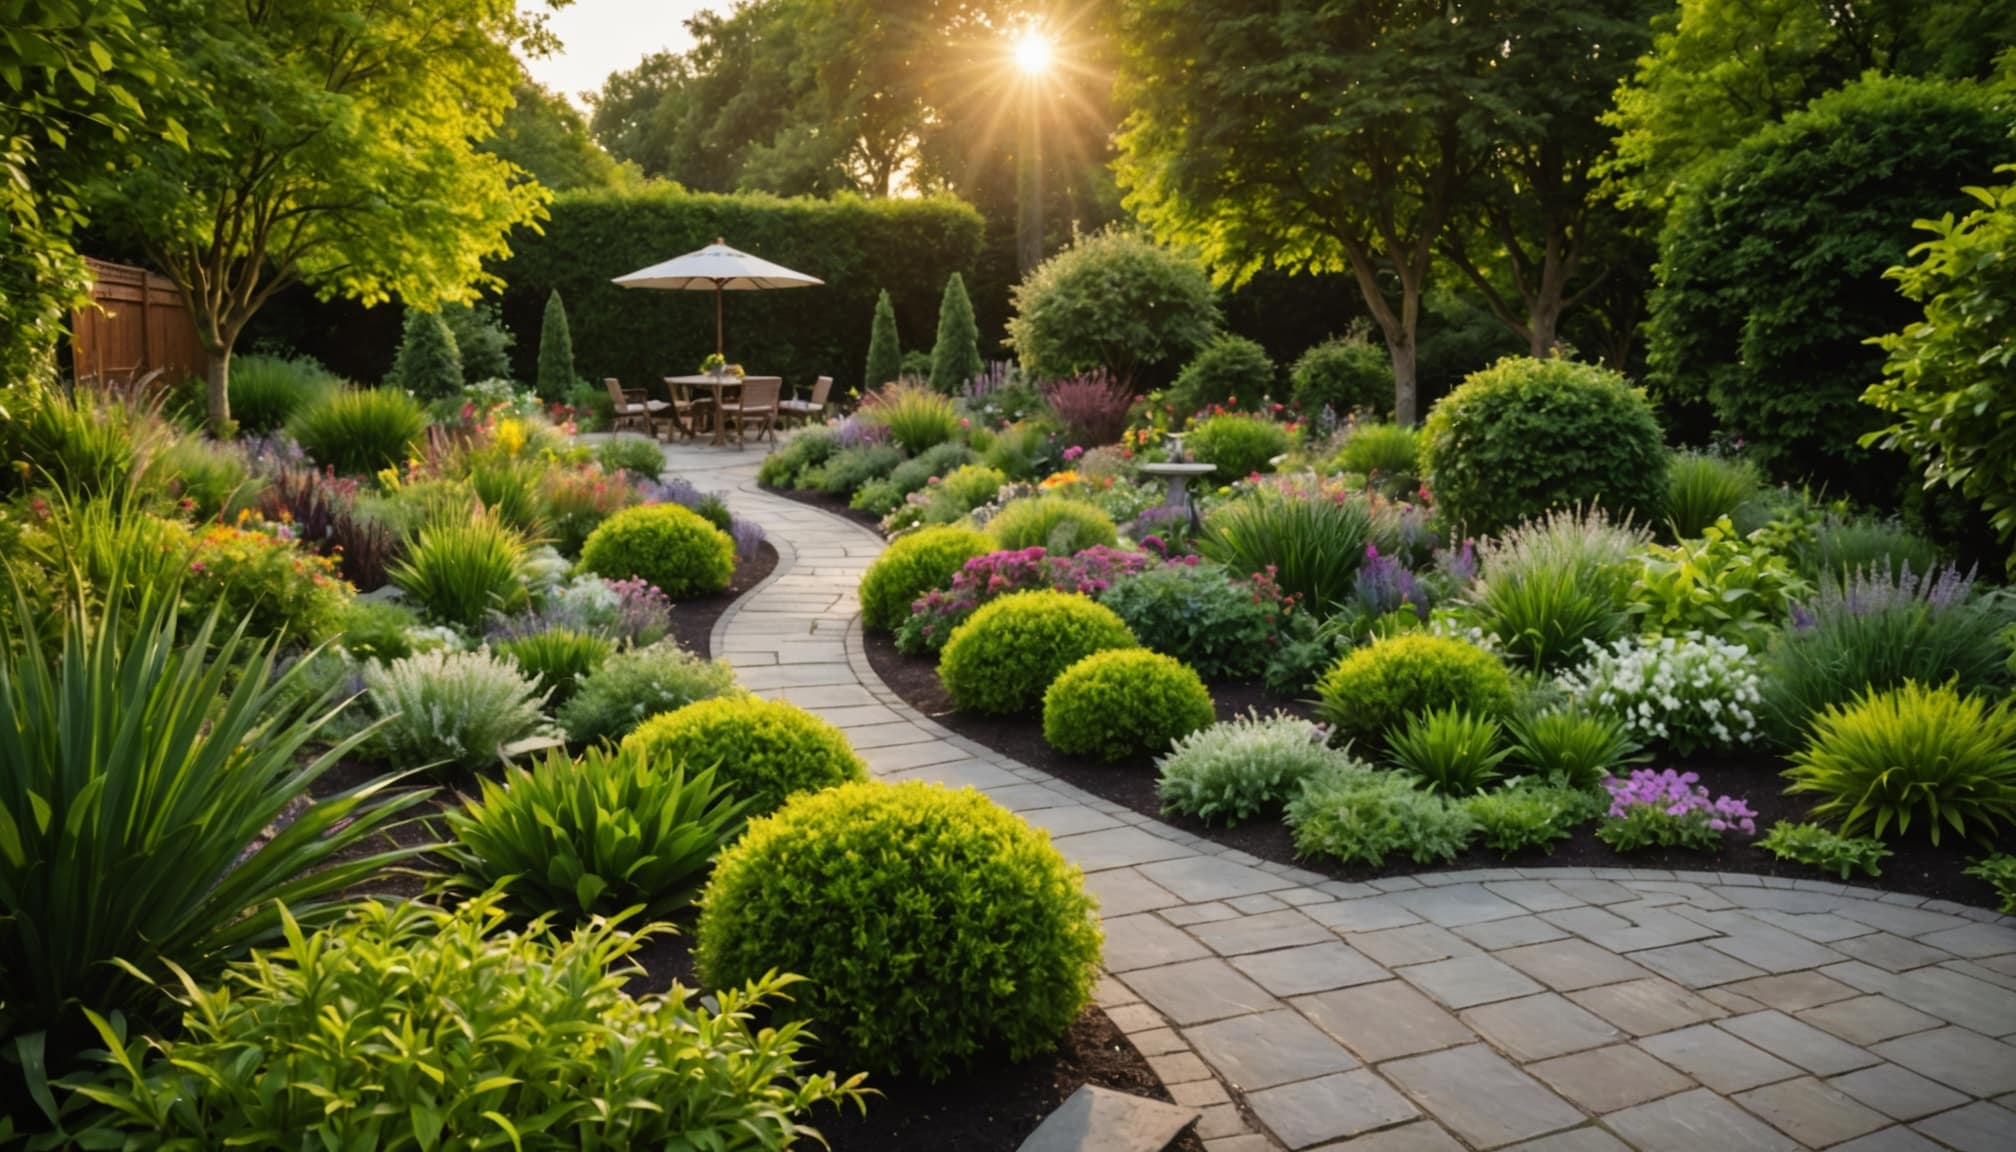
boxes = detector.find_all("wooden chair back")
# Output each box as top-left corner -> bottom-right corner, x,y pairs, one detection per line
736,378 -> 780,410
807,376 -> 832,407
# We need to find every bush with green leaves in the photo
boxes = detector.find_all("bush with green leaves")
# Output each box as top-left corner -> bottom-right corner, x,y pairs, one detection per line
535,289 -> 576,401
757,427 -> 838,488
581,502 -> 735,600
65,896 -> 864,1149
496,627 -> 612,706
1421,357 -> 1668,537
225,353 -> 340,434
1285,767 -> 1477,868
1006,228 -> 1219,387
289,388 -> 428,476
811,443 -> 905,495
1627,517 -> 1808,649
938,589 -> 1136,715
1292,336 -> 1393,419
1097,560 -> 1283,681
1966,854 -> 2016,914
1664,451 -> 1761,540
1156,711 -> 1365,826
337,598 -> 424,663
623,695 -> 866,817
987,495 -> 1119,555
388,511 -> 531,629
1794,514 -> 1942,581
443,745 -> 749,921
1385,708 -> 1512,796
0,584 -> 426,1055
698,781 -> 1102,1081
1467,508 -> 1643,673
1199,482 -> 1375,615
1784,681 -> 2016,846
1506,707 -> 1644,790
1463,785 -> 1592,857
1756,822 -> 1893,880
861,381 -> 961,454
859,525 -> 993,632
1332,422 -> 1421,493
387,308 -> 464,398
150,435 -> 255,521
860,441 -> 976,515
1042,648 -> 1215,762
1315,634 -> 1516,748
1558,632 -> 1763,755
362,648 -> 548,775
1167,333 -> 1276,416
1186,413 -> 1293,478
439,299 -> 515,383
556,639 -> 739,746
979,419 -> 1059,481
597,435 -> 667,480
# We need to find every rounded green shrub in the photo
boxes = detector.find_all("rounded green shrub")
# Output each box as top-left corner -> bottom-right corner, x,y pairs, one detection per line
288,388 -> 428,477
227,354 -> 340,434
986,496 -> 1118,555
1314,634 -> 1516,748
1042,649 -> 1215,762
556,640 -> 738,746
697,781 -> 1102,1080
1006,228 -> 1220,387
1185,414 -> 1292,478
621,695 -> 866,816
1421,357 -> 1668,537
938,589 -> 1136,715
1166,333 -> 1276,416
580,503 -> 734,599
1332,423 -> 1421,490
859,526 -> 993,632
940,463 -> 1009,510
1292,336 -> 1394,418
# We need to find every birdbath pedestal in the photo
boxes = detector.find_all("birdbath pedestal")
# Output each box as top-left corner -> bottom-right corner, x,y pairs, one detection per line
1138,461 -> 1217,531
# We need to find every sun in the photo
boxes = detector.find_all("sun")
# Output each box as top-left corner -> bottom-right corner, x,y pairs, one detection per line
1012,29 -> 1053,76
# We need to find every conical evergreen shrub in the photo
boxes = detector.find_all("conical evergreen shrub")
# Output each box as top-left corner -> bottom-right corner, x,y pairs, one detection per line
864,289 -> 902,393
537,290 -> 576,401
929,273 -> 982,395
389,309 -> 463,399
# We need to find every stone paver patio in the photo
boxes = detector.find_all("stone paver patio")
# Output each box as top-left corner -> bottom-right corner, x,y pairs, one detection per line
657,439 -> 2016,1152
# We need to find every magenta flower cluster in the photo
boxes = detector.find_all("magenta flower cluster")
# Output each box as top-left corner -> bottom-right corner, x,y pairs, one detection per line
902,545 -> 1160,651
1605,769 -> 1757,835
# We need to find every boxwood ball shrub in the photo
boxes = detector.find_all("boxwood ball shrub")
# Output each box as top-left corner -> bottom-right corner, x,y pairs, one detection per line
1185,413 -> 1293,478
697,781 -> 1102,1080
1421,357 -> 1668,537
622,695 -> 866,817
1166,333 -> 1276,416
987,495 -> 1119,555
581,502 -> 734,599
1042,649 -> 1215,762
1315,633 -> 1516,748
938,589 -> 1136,715
1292,335 -> 1394,418
858,525 -> 993,632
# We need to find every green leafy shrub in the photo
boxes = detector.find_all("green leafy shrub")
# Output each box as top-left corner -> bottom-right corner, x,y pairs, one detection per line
226,353 -> 340,433
337,598 -> 423,662
1784,680 -> 2016,845
1757,822 -> 1892,879
389,511 -> 531,629
1292,336 -> 1393,419
1795,513 -> 1942,581
536,289 -> 576,401
1006,228 -> 1219,387
581,502 -> 735,599
1627,516 -> 1808,648
987,495 -> 1119,554
1332,422 -> 1421,492
1186,413 -> 1293,477
1421,356 -> 1668,537
0,584 -> 426,1051
496,627 -> 612,706
1966,854 -> 2016,914
440,299 -> 515,383
387,308 -> 464,398
1664,451 -> 1760,540
362,648 -> 548,775
757,427 -> 837,488
557,639 -> 738,746
150,435 -> 255,521
1464,785 -> 1591,856
444,745 -> 748,921
1098,561 -> 1282,681
935,462 -> 1009,513
1315,634 -> 1516,748
1167,333 -> 1276,415
812,443 -> 905,495
1042,648 -> 1215,762
863,442 -> 978,516
1285,768 -> 1477,867
289,388 -> 428,476
177,522 -> 352,646
1506,707 -> 1644,789
1200,483 -> 1374,615
1386,708 -> 1512,796
1156,711 -> 1364,826
66,896 -> 865,1149
938,589 -> 1136,714
859,525 -> 993,631
623,695 -> 866,816
698,781 -> 1102,1081
980,420 -> 1058,481
861,381 -> 961,454
597,434 -> 666,480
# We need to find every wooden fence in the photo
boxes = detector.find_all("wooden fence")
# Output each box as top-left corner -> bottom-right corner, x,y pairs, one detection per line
68,258 -> 207,386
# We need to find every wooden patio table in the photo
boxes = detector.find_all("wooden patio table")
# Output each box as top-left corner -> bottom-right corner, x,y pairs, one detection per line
663,374 -> 782,446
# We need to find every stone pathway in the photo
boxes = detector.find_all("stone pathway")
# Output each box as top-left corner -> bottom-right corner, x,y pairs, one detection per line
658,439 -> 2016,1152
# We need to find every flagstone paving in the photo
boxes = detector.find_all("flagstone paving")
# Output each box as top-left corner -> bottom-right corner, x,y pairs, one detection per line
657,438 -> 2016,1152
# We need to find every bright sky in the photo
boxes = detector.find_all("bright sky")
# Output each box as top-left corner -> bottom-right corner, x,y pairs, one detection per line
520,0 -> 720,105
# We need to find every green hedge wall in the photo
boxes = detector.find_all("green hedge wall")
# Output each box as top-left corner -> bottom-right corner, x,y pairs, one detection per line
498,188 -> 986,398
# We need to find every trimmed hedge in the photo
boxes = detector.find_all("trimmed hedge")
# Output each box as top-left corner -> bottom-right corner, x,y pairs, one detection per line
501,188 -> 985,396
1043,649 -> 1215,762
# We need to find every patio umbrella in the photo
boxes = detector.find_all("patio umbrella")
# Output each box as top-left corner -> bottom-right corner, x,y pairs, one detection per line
612,239 -> 824,359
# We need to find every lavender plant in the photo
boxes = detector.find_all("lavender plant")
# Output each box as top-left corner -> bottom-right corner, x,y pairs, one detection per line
1596,769 -> 1757,852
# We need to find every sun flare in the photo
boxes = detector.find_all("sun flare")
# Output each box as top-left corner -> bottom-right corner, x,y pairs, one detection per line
1013,29 -> 1054,76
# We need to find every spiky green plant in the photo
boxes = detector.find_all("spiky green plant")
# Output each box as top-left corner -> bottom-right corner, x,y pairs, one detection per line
1200,486 -> 1374,615
1385,707 -> 1513,796
1506,707 -> 1645,789
388,511 -> 531,629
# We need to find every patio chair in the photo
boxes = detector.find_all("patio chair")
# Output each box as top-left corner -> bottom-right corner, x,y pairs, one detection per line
658,377 -> 702,441
777,375 -> 832,429
605,377 -> 670,437
719,378 -> 780,448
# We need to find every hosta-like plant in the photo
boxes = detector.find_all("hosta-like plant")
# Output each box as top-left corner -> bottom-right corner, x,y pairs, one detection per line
1784,681 -> 2016,845
443,746 -> 750,921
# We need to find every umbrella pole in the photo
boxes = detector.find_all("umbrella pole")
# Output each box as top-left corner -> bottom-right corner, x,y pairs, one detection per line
715,282 -> 724,358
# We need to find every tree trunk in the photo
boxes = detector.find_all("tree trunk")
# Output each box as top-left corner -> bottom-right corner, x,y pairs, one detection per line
1388,336 -> 1419,426
206,344 -> 234,437
1528,295 -> 1562,359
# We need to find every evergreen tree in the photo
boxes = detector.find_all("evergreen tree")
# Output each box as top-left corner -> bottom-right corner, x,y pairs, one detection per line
864,289 -> 902,392
440,300 -> 515,383
537,290 -> 575,401
389,309 -> 463,399
928,272 -> 982,394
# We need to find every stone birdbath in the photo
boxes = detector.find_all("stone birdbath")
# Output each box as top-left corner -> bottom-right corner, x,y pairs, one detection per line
1138,432 -> 1216,532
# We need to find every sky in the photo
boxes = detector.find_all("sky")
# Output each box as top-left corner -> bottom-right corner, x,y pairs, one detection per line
520,0 -> 720,105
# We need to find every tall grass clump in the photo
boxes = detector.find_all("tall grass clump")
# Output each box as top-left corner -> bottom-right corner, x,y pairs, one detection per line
1200,483 -> 1374,615
1332,422 -> 1422,492
861,381 -> 961,454
1663,451 -> 1760,539
1468,506 -> 1646,671
227,354 -> 341,433
6,387 -> 167,501
388,511 -> 531,629
289,388 -> 428,476
1794,513 -> 1943,581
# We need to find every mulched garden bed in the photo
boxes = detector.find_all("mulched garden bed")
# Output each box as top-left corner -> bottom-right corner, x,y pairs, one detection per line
863,627 -> 2003,909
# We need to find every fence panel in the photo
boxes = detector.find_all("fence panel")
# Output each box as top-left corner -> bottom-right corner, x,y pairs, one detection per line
69,258 -> 207,386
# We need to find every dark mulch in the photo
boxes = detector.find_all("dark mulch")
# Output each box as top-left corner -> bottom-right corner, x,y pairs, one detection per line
863,628 -> 2001,908
764,482 -> 888,534
670,539 -> 779,658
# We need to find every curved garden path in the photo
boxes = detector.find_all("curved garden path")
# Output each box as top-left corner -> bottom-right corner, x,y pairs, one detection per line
658,439 -> 2016,1152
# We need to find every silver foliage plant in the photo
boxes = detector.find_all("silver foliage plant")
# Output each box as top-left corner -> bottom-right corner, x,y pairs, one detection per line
1156,710 -> 1369,827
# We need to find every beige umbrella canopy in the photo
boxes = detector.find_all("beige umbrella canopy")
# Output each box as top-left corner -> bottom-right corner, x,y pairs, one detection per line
612,239 -> 824,358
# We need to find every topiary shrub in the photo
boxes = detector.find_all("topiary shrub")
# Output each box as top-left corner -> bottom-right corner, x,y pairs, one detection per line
1421,356 -> 1668,537
1291,336 -> 1393,419
986,496 -> 1118,555
859,525 -> 993,632
536,290 -> 575,402
622,695 -> 866,817
697,781 -> 1102,1081
1185,413 -> 1292,478
1315,633 -> 1516,748
929,272 -> 983,394
865,288 -> 903,390
1166,333 -> 1276,417
938,589 -> 1136,715
1042,649 -> 1215,762
580,503 -> 734,599
1006,229 -> 1219,389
